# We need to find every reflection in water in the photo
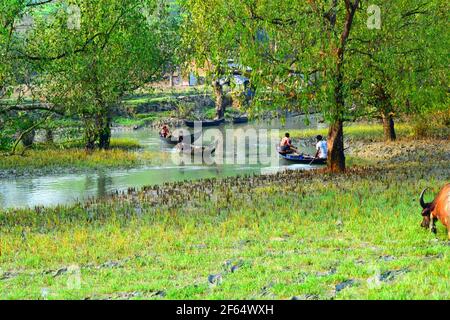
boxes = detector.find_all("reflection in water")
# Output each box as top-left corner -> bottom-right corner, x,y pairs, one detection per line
0,115 -> 326,209
96,173 -> 113,198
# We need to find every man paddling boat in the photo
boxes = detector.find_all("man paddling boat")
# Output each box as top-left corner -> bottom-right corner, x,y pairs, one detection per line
160,125 -> 171,138
279,133 -> 298,154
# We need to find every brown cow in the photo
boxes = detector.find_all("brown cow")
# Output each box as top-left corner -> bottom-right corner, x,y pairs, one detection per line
419,184 -> 450,239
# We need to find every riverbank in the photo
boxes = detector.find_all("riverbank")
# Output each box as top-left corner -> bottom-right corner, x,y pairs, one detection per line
1,122 -> 448,179
0,138 -> 449,299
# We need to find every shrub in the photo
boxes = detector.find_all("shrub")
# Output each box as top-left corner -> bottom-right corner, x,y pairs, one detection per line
411,110 -> 450,139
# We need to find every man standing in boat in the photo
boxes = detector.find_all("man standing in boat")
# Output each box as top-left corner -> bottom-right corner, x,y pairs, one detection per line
314,135 -> 328,160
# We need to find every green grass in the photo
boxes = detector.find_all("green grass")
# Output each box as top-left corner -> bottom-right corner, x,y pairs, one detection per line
0,161 -> 449,300
113,112 -> 172,127
0,138 -> 163,176
201,107 -> 239,120
287,122 -> 449,142
48,138 -> 142,150
0,149 -> 145,171
109,138 -> 142,150
122,86 -> 211,107
123,96 -> 174,106
287,123 -> 414,142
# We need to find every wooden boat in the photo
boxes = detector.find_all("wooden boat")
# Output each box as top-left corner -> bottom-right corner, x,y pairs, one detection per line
160,133 -> 198,145
232,116 -> 249,124
279,152 -> 327,165
184,118 -> 225,128
178,143 -> 217,156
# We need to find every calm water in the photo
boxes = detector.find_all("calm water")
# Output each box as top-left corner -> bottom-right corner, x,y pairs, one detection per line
0,115 -> 327,209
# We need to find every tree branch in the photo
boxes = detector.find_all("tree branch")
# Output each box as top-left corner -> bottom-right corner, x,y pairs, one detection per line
26,0 -> 54,7
0,104 -> 65,115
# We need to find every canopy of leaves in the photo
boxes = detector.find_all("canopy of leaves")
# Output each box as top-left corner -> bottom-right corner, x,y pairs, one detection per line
1,0 -> 180,150
181,0 -> 448,121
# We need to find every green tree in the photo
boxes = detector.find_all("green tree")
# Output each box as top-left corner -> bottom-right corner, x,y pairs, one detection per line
182,0 -> 447,171
347,0 -> 448,141
2,0 -> 177,150
182,0 -> 365,172
0,1 -> 54,151
26,0 -> 172,149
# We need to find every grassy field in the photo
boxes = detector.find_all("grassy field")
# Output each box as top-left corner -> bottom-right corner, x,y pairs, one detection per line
0,157 -> 449,299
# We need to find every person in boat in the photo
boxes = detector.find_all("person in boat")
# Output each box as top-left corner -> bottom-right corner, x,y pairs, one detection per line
176,136 -> 215,155
176,135 -> 188,152
160,125 -> 170,138
314,135 -> 328,159
279,133 -> 298,154
176,136 -> 202,154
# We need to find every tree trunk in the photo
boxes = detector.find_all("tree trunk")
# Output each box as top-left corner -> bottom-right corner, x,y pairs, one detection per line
22,129 -> 35,148
45,129 -> 54,143
327,120 -> 346,173
169,71 -> 175,87
213,80 -> 225,119
325,0 -> 359,173
381,112 -> 396,142
84,119 -> 97,151
98,113 -> 111,150
328,62 -> 347,173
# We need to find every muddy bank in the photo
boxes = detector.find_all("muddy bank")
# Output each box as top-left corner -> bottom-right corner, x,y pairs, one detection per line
293,136 -> 450,164
0,166 -> 135,180
348,139 -> 450,164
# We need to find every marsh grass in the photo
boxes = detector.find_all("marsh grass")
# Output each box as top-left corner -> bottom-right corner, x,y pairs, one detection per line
287,123 -> 414,142
0,162 -> 449,300
108,138 -> 142,150
287,122 -> 449,142
0,138 -> 161,176
113,112 -> 172,128
122,87 -> 211,107
0,149 -> 137,170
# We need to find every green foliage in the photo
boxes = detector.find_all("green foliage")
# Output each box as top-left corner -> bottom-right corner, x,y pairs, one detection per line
411,110 -> 450,139
182,1 -> 447,119
347,1 -> 449,119
1,0 -> 180,150
171,101 -> 196,119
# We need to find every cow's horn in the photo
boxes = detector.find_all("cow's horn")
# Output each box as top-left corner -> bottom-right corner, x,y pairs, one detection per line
419,188 -> 428,209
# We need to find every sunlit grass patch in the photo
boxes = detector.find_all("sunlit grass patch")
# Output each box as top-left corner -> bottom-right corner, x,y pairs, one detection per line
0,142 -> 163,176
0,149 -> 137,170
109,138 -> 142,150
287,121 -> 449,142
113,112 -> 172,127
287,123 -> 415,142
